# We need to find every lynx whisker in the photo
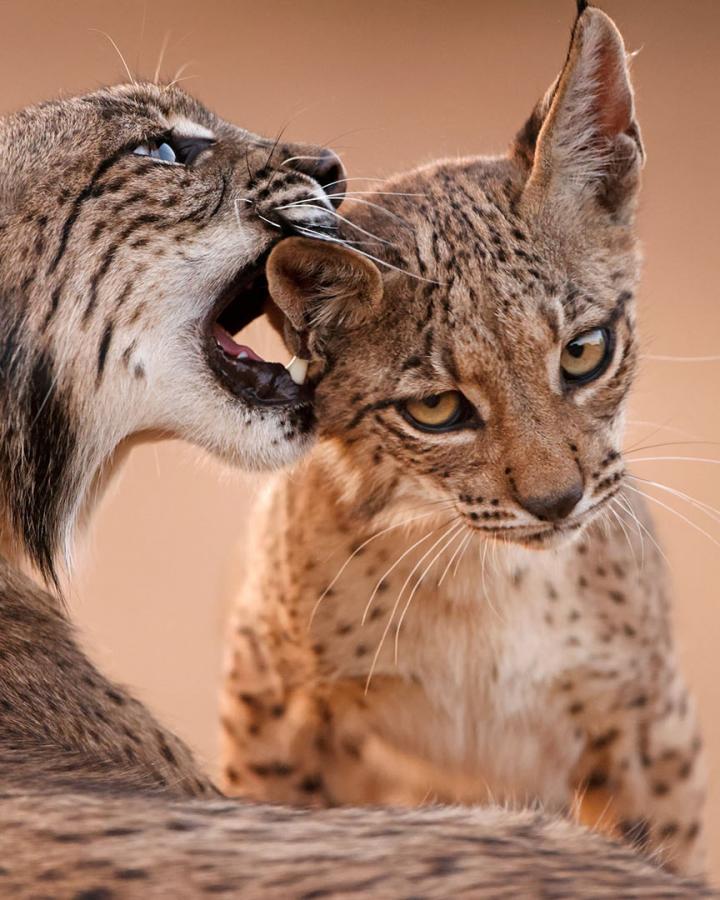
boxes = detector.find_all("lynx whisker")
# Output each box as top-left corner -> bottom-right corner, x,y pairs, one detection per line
624,439 -> 720,456
453,528 -> 474,578
166,61 -> 196,89
607,500 -> 640,569
366,520 -> 461,688
153,31 -> 171,84
361,519 -> 454,628
90,30 -> 136,85
624,483 -> 720,551
616,492 -> 671,569
438,530 -> 472,586
393,522 -> 465,663
308,507 -> 449,628
294,227 -> 445,285
642,354 -> 720,362
628,475 -> 720,527
631,455 -> 720,466
276,203 -> 397,247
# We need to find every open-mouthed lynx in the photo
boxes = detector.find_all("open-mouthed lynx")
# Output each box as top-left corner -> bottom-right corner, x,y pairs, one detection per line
221,1 -> 707,881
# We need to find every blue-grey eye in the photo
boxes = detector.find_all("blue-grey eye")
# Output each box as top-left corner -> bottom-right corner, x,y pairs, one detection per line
133,141 -> 177,163
132,135 -> 215,166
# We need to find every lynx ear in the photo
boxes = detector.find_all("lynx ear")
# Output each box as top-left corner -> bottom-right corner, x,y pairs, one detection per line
266,238 -> 383,347
514,5 -> 644,213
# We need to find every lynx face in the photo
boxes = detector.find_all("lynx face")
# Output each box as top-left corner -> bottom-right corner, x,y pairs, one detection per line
267,7 -> 644,550
0,83 -> 344,577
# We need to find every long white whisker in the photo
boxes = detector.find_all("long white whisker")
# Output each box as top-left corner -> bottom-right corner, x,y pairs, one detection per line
256,211 -> 282,230
365,520 -> 458,690
454,529 -> 474,578
307,508 -> 449,628
642,354 -> 720,362
624,439 -> 720,455
285,195 -> 416,229
294,227 -> 445,285
438,530 -> 471,586
616,492 -> 671,568
361,520 -> 453,628
153,31 -> 171,84
91,29 -> 135,84
607,500 -> 640,569
625,419 -> 700,440
294,191 -> 426,200
628,475 -> 720,526
393,523 -> 464,663
631,456 -> 720,466
276,203 -> 396,246
611,493 -> 644,566
624,483 -> 720,550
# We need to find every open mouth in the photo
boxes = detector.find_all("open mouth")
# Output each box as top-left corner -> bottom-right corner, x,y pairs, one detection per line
204,253 -> 311,408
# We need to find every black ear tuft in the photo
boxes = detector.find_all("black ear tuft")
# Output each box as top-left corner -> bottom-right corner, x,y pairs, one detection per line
577,0 -> 589,14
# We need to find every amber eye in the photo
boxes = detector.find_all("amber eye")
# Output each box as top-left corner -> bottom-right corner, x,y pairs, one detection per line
561,328 -> 612,384
401,391 -> 474,432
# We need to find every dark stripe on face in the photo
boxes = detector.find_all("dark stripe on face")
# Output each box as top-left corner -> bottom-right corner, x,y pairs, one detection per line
346,398 -> 397,431
47,146 -> 132,276
207,173 -> 229,220
41,283 -> 64,333
96,321 -> 114,383
83,243 -> 120,323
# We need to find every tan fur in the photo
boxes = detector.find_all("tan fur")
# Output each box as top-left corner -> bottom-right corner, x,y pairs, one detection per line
222,6 -> 707,880
0,11 -> 713,899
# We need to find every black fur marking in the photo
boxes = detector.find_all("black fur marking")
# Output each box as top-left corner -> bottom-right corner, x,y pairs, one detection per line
47,147 -> 131,275
83,243 -> 120,323
577,0 -> 589,13
96,321 -> 114,384
41,283 -> 64,332
0,346 -> 77,583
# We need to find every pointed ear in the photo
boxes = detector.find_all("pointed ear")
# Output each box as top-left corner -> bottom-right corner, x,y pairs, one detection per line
514,5 -> 644,214
266,238 -> 383,350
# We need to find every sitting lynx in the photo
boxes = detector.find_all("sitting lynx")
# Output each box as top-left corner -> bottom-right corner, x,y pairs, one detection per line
221,2 -> 706,878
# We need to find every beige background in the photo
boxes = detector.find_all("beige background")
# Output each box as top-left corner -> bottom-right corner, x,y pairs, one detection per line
2,0 -> 719,880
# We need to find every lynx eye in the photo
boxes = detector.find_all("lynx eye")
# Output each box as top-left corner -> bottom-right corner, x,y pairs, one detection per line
401,391 -> 475,432
133,141 -> 177,163
561,328 -> 611,384
132,135 -> 215,166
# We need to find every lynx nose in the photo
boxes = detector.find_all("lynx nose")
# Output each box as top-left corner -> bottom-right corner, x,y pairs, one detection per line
290,149 -> 346,208
518,483 -> 584,523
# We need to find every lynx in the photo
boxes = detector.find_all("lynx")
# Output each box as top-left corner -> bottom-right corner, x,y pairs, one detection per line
222,1 -> 707,880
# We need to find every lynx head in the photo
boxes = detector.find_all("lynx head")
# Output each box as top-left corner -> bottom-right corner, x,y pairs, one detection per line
267,5 -> 643,548
0,82 -> 345,581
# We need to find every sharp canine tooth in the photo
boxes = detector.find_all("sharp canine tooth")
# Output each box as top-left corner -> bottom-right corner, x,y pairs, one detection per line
285,356 -> 309,385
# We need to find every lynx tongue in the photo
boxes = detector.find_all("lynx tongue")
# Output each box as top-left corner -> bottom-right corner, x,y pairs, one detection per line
212,323 -> 264,362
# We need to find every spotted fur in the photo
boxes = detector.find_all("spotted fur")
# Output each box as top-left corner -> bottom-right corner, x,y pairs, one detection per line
0,25 -> 712,900
222,5 -> 707,880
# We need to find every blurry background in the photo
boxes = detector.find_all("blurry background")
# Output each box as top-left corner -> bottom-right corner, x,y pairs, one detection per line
2,0 -> 719,878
